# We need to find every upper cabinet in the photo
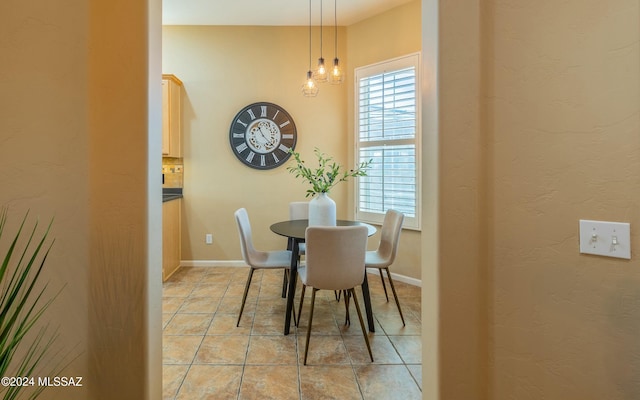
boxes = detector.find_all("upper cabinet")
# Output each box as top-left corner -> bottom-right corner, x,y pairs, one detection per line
162,74 -> 183,158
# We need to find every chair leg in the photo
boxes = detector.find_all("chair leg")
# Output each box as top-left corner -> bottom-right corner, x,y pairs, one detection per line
237,268 -> 255,327
334,290 -> 341,301
303,288 -> 318,365
379,268 -> 389,302
350,288 -> 374,362
384,268 -> 405,326
296,284 -> 307,326
343,290 -> 350,326
281,269 -> 289,298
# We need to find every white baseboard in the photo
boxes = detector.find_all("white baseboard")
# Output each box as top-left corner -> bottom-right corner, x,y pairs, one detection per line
180,260 -> 422,287
180,260 -> 247,268
367,268 -> 422,287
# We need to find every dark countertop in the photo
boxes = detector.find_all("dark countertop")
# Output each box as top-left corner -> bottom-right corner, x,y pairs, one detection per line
163,188 -> 183,202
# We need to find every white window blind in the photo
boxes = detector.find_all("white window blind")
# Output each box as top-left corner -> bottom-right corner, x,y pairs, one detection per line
355,53 -> 421,229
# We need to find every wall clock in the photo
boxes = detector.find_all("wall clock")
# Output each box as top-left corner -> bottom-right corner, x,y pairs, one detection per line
229,102 -> 297,170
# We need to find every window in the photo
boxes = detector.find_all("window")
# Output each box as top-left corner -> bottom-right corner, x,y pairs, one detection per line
355,53 -> 421,230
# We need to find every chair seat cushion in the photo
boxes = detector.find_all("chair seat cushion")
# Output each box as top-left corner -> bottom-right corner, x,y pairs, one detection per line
364,250 -> 388,268
252,250 -> 292,269
297,263 -> 361,291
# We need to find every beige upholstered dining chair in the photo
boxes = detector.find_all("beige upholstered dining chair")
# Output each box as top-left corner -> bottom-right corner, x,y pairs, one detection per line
289,201 -> 348,301
366,209 -> 406,325
297,225 -> 373,365
234,208 -> 293,327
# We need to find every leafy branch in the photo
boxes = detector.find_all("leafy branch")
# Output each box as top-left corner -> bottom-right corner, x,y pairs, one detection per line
287,148 -> 372,197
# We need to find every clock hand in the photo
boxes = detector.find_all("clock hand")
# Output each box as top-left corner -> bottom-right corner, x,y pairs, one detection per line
258,126 -> 270,144
250,127 -> 265,146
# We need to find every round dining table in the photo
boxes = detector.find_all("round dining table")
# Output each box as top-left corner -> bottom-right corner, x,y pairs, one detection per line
270,219 -> 377,335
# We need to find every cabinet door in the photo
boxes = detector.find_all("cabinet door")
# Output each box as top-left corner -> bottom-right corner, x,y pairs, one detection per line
162,80 -> 171,155
162,199 -> 181,281
162,75 -> 182,157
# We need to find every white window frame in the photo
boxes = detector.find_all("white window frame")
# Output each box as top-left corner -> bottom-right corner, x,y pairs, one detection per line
354,52 -> 421,230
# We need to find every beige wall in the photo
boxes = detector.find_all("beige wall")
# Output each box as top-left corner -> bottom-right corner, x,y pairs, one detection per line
429,0 -> 640,398
421,1 -> 440,398
0,0 -> 162,398
0,3 -> 90,398
163,0 -> 423,281
430,0 -> 486,398
485,0 -> 640,398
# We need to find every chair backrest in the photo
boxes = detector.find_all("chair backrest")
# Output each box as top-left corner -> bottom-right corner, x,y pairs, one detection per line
234,208 -> 258,264
289,201 -> 309,220
304,225 -> 368,290
377,209 -> 405,265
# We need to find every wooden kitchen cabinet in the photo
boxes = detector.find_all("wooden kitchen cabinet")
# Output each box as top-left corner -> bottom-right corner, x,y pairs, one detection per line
162,198 -> 181,281
162,74 -> 183,157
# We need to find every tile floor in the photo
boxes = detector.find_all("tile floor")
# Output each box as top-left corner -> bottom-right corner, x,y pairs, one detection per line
163,266 -> 422,399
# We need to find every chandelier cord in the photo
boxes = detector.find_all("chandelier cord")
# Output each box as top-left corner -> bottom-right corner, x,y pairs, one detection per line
308,0 -> 312,69
333,0 -> 337,57
319,0 -> 323,58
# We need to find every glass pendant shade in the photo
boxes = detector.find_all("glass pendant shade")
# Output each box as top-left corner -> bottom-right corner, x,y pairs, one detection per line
313,57 -> 328,82
328,57 -> 344,84
302,70 -> 319,97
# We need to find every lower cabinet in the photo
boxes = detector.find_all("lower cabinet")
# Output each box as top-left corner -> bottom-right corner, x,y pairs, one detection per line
163,199 -> 181,281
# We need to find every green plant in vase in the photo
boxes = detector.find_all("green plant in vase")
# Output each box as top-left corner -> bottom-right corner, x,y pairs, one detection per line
287,148 -> 371,225
287,148 -> 372,197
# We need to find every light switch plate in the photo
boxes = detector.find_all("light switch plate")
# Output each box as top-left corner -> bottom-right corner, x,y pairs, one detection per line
579,220 -> 631,259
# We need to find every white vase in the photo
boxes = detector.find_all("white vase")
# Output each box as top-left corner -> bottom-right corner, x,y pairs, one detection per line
308,192 -> 336,226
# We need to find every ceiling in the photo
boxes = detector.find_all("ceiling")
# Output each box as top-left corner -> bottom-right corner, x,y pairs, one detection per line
162,0 -> 414,26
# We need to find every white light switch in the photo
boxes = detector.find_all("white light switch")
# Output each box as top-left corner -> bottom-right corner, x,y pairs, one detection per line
579,220 -> 631,259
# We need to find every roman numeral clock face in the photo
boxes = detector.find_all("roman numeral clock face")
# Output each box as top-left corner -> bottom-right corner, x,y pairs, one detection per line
229,102 -> 297,170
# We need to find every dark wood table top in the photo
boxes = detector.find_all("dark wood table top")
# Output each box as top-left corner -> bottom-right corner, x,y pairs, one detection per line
270,219 -> 377,240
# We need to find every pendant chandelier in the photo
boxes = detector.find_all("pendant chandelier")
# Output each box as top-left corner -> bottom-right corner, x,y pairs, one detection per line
302,0 -> 343,96
328,0 -> 344,84
302,0 -> 319,97
312,0 -> 328,83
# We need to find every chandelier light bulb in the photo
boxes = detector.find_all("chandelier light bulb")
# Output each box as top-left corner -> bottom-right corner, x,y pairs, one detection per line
329,57 -> 344,84
318,64 -> 325,75
302,70 -> 319,97
314,57 -> 328,83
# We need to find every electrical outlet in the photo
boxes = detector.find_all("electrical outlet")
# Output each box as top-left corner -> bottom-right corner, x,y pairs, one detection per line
579,220 -> 631,259
205,234 -> 213,244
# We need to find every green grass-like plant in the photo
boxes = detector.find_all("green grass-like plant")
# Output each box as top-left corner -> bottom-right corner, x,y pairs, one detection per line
287,148 -> 372,197
0,208 -> 60,400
